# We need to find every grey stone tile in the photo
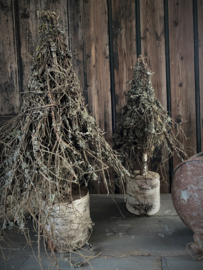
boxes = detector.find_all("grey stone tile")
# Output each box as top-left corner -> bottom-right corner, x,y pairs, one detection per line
154,194 -> 177,216
1,221 -> 37,251
162,256 -> 203,270
12,255 -> 162,270
90,232 -> 192,257
90,194 -> 177,217
92,215 -> 190,236
0,194 -> 197,269
0,256 -> 29,270
89,211 -> 193,256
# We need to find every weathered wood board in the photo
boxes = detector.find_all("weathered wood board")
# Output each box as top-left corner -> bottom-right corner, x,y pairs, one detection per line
111,0 -> 136,193
0,0 -> 20,115
140,0 -> 167,108
82,0 -> 112,193
112,0 -> 137,118
140,0 -> 169,192
168,0 -> 197,168
83,0 -> 112,142
68,0 -> 86,101
198,0 -> 203,151
17,0 -> 40,93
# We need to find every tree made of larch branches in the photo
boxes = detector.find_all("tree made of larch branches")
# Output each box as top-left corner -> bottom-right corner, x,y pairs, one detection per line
113,56 -> 187,175
0,11 -> 129,268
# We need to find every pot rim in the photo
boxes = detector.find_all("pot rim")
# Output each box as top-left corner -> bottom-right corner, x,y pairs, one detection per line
173,159 -> 203,177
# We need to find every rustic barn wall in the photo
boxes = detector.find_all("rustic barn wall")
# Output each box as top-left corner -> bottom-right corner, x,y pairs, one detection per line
198,0 -> 203,153
111,0 -> 136,116
140,0 -> 169,192
0,0 -> 20,119
0,0 -> 202,193
169,0 -> 197,169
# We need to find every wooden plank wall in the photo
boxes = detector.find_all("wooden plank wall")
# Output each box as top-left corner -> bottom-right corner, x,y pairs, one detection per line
0,0 -> 202,193
198,0 -> 203,150
140,0 -> 169,192
169,0 -> 197,166
111,0 -> 136,113
0,0 -> 20,120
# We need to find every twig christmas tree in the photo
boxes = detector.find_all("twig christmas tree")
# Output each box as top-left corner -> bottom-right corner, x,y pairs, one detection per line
0,11 -> 129,268
113,56 -> 187,176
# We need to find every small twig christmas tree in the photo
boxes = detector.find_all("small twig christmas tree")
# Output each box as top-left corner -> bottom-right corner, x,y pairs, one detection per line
113,56 -> 187,176
0,11 -> 129,268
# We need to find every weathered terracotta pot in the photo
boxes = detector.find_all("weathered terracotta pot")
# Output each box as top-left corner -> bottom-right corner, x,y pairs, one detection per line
172,152 -> 203,258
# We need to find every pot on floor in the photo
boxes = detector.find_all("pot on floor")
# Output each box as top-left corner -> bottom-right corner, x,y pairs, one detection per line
172,152 -> 203,260
126,170 -> 160,215
44,186 -> 93,253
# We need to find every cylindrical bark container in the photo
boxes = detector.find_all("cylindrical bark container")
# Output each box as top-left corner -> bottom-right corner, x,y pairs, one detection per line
172,152 -> 203,258
44,186 -> 93,253
126,171 -> 160,215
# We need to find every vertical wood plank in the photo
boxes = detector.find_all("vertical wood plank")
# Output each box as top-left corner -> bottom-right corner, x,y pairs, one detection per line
83,0 -> 112,142
68,0 -> 86,101
140,0 -> 167,108
111,0 -> 136,194
197,0 -> 203,151
140,0 -> 169,192
168,0 -> 196,167
83,0 -> 112,193
66,1 -> 95,193
112,0 -> 137,115
17,0 -> 40,92
0,0 -> 19,114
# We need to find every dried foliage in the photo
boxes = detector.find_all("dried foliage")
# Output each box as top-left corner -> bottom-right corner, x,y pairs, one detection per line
113,56 -> 188,174
0,11 -> 129,268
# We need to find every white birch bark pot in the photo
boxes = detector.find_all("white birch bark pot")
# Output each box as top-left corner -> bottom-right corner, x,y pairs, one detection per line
44,186 -> 93,253
126,171 -> 160,215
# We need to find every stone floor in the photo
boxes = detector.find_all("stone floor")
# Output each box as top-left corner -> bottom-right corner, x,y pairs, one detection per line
0,194 -> 203,269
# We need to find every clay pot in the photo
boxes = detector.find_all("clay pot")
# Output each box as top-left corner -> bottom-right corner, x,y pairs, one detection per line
172,152 -> 203,258
126,171 -> 160,215
44,186 -> 93,253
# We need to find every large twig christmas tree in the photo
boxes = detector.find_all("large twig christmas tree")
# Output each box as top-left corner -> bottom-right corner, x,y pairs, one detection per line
0,11 -> 129,267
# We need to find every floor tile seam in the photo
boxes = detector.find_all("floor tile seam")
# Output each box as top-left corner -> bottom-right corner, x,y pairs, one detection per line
15,256 -> 29,269
90,254 -> 192,259
0,256 -> 29,270
154,215 -> 178,217
91,231 -> 185,235
161,256 -> 169,270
